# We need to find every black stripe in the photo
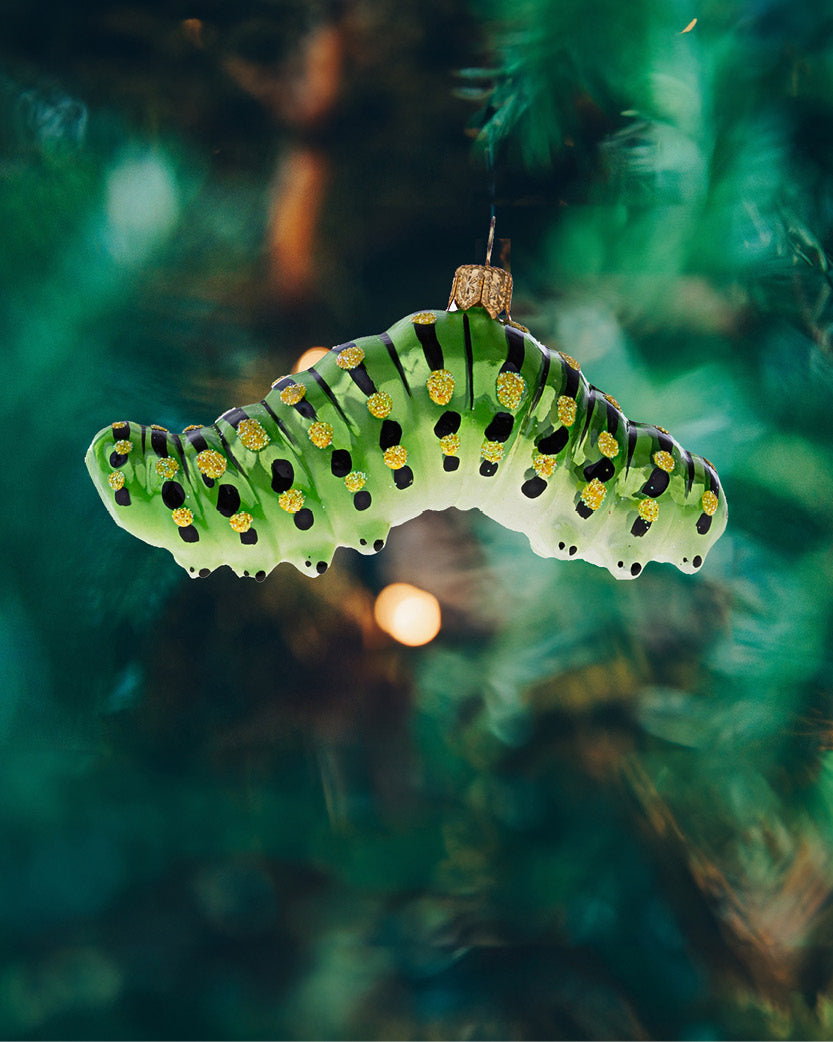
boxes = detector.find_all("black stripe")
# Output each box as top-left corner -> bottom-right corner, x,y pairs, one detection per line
308,368 -> 353,428
172,435 -> 190,481
185,429 -> 209,452
140,426 -> 147,454
537,427 -> 569,454
485,412 -> 514,442
605,401 -> 620,434
272,377 -> 294,391
348,363 -> 376,397
626,426 -> 639,474
463,314 -> 475,411
656,429 -> 674,454
380,420 -> 402,450
414,320 -> 444,370
681,447 -> 696,495
704,460 -> 720,495
261,400 -> 297,447
213,424 -> 244,474
380,331 -> 411,396
580,388 -> 597,444
527,348 -> 551,418
113,423 -> 130,440
563,363 -> 580,398
220,406 -> 249,426
434,411 -> 461,438
150,429 -> 169,457
502,326 -> 526,373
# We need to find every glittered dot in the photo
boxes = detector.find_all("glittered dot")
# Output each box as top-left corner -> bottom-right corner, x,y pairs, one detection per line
557,396 -> 576,427
559,352 -> 581,371
279,382 -> 306,406
597,432 -> 619,458
367,392 -> 393,418
656,426 -> 669,435
496,371 -> 526,411
480,440 -> 504,464
111,421 -> 129,430
426,369 -> 455,406
638,498 -> 659,523
411,312 -> 436,324
653,450 -> 675,473
383,445 -> 408,470
701,490 -> 719,516
150,424 -> 169,432
182,424 -> 202,432
308,421 -> 334,449
532,453 -> 556,479
278,489 -> 305,513
581,478 -> 606,511
439,433 -> 460,456
196,449 -> 227,479
113,439 -> 133,455
171,507 -> 194,527
229,512 -> 253,533
155,457 -> 179,479
335,345 -> 365,369
344,471 -> 367,493
108,471 -> 125,491
506,320 -> 529,333
604,394 -> 621,411
238,418 -> 270,451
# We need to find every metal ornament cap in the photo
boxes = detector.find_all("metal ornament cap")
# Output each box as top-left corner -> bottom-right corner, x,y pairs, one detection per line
448,264 -> 513,319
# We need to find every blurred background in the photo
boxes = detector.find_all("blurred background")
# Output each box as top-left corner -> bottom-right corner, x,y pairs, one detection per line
3,0 -> 833,1038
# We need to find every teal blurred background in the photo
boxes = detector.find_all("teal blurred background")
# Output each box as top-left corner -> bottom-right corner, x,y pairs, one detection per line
3,0 -> 833,1038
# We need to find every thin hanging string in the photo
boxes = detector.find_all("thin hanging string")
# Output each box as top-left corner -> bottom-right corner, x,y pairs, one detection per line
486,139 -> 496,266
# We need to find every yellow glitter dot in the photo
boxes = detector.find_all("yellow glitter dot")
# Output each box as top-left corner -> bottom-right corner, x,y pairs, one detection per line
108,471 -> 125,491
308,421 -> 334,448
171,507 -> 193,527
411,312 -> 436,324
367,392 -> 393,418
533,453 -> 556,478
279,382 -> 306,406
182,424 -> 202,432
111,421 -> 129,430
638,498 -> 659,523
383,445 -> 408,469
481,440 -> 504,464
701,490 -> 719,516
506,320 -> 530,333
581,478 -> 607,511
559,352 -> 581,371
196,449 -> 227,479
229,512 -> 253,533
344,471 -> 367,492
150,424 -> 169,432
335,345 -> 365,369
653,450 -> 675,473
496,371 -> 526,411
426,369 -> 455,405
278,489 -> 305,513
113,439 -> 132,455
557,396 -> 577,426
598,432 -> 619,458
155,457 -> 179,479
604,394 -> 621,411
439,433 -> 460,456
656,426 -> 669,435
238,418 -> 270,451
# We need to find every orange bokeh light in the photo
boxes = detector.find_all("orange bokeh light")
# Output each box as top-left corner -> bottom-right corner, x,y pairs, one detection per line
374,583 -> 442,647
293,347 -> 329,372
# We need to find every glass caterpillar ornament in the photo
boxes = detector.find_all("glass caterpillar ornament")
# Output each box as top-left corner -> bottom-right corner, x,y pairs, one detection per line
85,260 -> 727,581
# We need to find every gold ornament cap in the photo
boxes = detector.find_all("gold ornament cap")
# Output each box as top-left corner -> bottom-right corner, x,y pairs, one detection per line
447,264 -> 513,319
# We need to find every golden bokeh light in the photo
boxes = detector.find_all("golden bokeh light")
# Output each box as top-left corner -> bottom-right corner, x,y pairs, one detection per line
374,583 -> 441,647
293,346 -> 329,372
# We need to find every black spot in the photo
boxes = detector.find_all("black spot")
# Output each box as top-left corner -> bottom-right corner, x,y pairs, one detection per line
109,451 -> 127,467
216,484 -> 240,517
179,525 -> 199,543
306,559 -> 312,567
295,400 -> 315,420
583,458 -> 615,483
379,420 -> 402,450
316,561 -> 328,574
631,518 -> 651,538
631,562 -> 642,576
359,540 -> 367,546
576,502 -> 593,519
558,542 -> 565,550
331,449 -> 352,477
255,570 -> 266,582
618,561 -> 624,568
394,466 -> 414,489
443,456 -> 460,472
373,539 -> 384,551
240,529 -> 258,545
521,477 -> 547,499
114,488 -> 131,506
202,475 -> 215,488
294,508 -> 314,530
569,545 -> 577,556
641,469 -> 670,497
271,459 -> 294,494
162,481 -> 186,509
434,411 -> 461,438
693,555 -> 702,568
354,491 -> 371,511
683,557 -> 688,563
189,567 -> 195,572
538,428 -> 569,455
199,568 -> 211,578
696,513 -> 713,535
484,412 -> 514,442
244,570 -> 249,576
480,460 -> 498,477
112,423 -> 130,440
151,429 -> 168,456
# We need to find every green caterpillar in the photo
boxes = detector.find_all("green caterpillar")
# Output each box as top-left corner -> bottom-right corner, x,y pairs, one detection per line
85,264 -> 727,581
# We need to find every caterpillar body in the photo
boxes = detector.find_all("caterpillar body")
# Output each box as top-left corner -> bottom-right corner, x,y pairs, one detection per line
85,264 -> 727,581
